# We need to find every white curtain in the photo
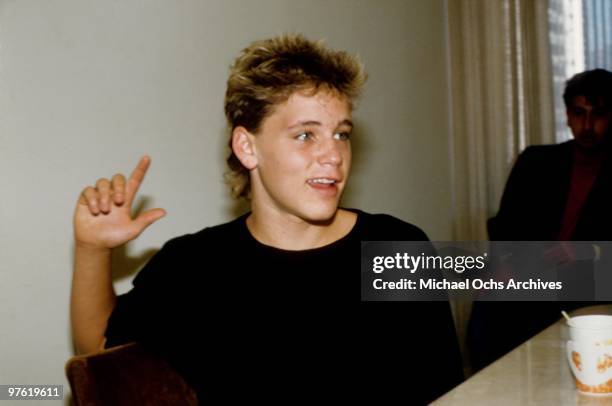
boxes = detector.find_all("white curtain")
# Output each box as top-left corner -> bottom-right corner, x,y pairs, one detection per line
549,0 -> 612,142
447,0 -> 556,242
446,0 -> 555,375
584,0 -> 612,69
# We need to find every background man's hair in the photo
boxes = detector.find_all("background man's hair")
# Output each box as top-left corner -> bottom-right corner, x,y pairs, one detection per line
223,33 -> 367,199
563,68 -> 612,109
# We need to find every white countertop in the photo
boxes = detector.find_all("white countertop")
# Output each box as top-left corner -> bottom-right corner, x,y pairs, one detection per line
433,306 -> 612,406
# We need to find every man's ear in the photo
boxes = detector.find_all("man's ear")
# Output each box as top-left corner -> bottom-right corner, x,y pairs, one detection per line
231,126 -> 258,170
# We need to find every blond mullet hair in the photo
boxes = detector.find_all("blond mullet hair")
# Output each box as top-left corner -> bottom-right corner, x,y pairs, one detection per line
224,34 -> 367,199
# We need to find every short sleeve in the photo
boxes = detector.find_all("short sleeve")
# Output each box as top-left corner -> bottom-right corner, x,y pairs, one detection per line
104,237 -> 185,349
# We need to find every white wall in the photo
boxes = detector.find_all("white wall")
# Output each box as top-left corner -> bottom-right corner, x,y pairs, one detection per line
0,0 -> 451,403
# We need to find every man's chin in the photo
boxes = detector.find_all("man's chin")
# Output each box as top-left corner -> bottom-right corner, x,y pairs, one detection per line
575,140 -> 603,152
301,205 -> 339,225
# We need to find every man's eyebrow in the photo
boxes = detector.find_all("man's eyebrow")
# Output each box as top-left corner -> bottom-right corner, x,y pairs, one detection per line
287,119 -> 353,130
287,120 -> 322,130
338,119 -> 353,129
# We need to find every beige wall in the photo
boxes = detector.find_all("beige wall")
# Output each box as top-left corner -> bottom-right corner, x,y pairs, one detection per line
0,0 -> 451,402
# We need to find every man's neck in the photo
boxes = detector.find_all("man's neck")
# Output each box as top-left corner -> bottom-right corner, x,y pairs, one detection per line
246,206 -> 356,251
573,141 -> 609,165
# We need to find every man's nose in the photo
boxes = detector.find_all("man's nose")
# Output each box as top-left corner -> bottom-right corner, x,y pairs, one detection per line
317,138 -> 343,166
584,112 -> 594,130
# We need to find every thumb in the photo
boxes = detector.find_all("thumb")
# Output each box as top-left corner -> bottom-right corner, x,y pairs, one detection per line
133,208 -> 167,234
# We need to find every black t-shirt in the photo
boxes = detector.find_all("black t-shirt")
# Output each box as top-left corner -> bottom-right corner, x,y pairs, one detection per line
105,209 -> 463,404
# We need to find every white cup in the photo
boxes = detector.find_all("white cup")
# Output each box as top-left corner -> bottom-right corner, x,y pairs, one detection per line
566,315 -> 612,395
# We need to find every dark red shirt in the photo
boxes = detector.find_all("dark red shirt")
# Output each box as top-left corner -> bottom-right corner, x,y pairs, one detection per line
557,147 -> 605,240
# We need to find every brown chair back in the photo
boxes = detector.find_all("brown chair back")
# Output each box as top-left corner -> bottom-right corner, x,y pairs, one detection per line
65,342 -> 197,406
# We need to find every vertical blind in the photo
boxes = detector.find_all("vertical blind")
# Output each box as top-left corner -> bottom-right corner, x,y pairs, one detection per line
549,0 -> 612,142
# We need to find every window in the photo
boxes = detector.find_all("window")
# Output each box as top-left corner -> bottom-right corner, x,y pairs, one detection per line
549,0 -> 612,142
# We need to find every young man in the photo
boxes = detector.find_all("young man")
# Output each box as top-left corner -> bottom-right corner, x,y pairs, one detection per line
71,34 -> 463,403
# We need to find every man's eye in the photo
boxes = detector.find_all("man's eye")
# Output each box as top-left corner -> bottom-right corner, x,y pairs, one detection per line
296,132 -> 312,141
334,132 -> 351,141
593,108 -> 609,117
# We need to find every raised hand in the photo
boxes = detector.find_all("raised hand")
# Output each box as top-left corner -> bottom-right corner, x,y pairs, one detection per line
74,156 -> 166,250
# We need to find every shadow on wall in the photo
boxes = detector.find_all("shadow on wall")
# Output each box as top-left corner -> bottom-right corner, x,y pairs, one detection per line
111,245 -> 159,281
111,196 -> 162,281
342,118 -> 371,206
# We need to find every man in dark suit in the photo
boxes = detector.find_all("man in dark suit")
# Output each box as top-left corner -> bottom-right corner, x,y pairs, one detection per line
468,69 -> 612,372
490,68 -> 612,241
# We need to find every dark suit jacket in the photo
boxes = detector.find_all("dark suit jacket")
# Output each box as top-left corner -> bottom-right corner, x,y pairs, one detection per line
469,140 -> 612,372
489,140 -> 612,241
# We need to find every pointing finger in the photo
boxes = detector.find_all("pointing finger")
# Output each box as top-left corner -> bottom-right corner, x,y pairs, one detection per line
125,155 -> 151,205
